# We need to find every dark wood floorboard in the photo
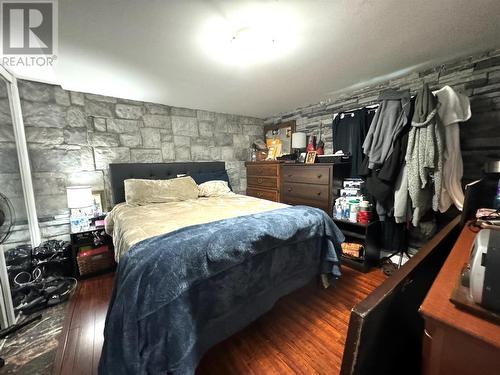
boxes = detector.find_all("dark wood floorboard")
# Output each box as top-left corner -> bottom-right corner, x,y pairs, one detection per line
53,267 -> 386,374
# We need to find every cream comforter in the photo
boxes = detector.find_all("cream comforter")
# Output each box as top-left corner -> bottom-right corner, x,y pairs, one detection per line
105,194 -> 288,260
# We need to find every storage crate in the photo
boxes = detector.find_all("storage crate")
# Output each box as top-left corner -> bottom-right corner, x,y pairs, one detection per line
77,247 -> 115,276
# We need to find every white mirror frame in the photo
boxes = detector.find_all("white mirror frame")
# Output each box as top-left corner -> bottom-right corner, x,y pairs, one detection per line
0,65 -> 41,328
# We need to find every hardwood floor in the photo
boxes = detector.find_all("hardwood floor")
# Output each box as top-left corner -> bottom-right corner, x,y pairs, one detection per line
53,267 -> 386,374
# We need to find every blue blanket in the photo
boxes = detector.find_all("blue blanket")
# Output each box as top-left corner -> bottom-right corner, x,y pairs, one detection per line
99,206 -> 344,374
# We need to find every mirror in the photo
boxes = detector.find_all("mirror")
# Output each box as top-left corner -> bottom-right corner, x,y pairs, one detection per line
263,120 -> 296,157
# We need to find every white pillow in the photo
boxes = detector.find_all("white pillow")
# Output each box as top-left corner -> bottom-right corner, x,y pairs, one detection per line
124,176 -> 199,205
198,180 -> 232,197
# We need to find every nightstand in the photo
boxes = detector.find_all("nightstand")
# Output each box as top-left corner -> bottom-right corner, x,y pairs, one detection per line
70,224 -> 115,278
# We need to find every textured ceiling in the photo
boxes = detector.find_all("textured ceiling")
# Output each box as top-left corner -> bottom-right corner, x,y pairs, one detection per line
14,0 -> 500,117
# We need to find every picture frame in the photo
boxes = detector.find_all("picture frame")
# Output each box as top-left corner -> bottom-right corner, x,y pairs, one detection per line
298,152 -> 306,163
305,151 -> 317,164
92,190 -> 104,214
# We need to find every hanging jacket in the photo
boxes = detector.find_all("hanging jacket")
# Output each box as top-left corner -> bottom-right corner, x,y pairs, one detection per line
362,89 -> 411,168
406,83 -> 444,226
434,85 -> 471,212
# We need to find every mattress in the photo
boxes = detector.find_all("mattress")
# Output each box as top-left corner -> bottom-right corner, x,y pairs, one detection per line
105,193 -> 288,259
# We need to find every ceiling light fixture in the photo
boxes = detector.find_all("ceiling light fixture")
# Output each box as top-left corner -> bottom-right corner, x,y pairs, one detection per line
198,4 -> 300,66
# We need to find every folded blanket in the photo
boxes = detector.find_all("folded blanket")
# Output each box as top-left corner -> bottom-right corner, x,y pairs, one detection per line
99,205 -> 343,374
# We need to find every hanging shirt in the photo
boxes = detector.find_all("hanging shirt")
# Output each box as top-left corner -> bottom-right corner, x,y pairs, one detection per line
332,108 -> 374,177
434,85 -> 471,212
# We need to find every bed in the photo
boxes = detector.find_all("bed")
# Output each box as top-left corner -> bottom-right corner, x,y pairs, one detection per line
99,162 -> 344,375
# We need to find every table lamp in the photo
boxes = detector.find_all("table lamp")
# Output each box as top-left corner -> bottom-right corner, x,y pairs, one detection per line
291,132 -> 306,160
67,186 -> 93,233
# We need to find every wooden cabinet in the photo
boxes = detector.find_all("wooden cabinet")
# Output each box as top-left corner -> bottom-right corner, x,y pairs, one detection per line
280,163 -> 349,214
245,161 -> 281,202
419,225 -> 500,375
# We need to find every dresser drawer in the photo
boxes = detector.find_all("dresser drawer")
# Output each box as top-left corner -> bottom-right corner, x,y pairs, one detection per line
282,166 -> 330,185
247,176 -> 279,190
247,188 -> 279,202
282,182 -> 330,204
247,164 -> 279,177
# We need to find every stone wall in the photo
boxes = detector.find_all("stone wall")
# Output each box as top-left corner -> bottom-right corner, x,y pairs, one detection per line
0,81 -> 264,247
265,48 -> 500,184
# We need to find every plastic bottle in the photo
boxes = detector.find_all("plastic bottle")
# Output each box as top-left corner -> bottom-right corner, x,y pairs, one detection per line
494,179 -> 500,209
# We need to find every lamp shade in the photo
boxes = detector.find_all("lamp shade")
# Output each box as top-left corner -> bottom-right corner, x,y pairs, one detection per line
66,186 -> 93,209
291,132 -> 307,149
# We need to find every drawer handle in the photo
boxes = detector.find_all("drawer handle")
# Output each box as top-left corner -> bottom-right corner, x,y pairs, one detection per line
288,174 -> 293,178
257,192 -> 263,197
288,188 -> 293,192
424,329 -> 432,340
257,178 -> 263,184
317,174 -> 322,178
317,191 -> 321,196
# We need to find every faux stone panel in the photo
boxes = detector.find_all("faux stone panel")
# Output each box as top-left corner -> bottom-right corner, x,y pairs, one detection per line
32,172 -> 67,196
0,99 -> 12,125
89,132 -> 119,147
94,147 -> 131,170
70,92 -> 85,106
161,142 -> 175,161
220,146 -> 235,160
119,133 -> 141,147
242,124 -> 263,135
115,104 -> 144,119
0,126 -> 14,142
175,146 -> 191,161
85,93 -> 117,103
64,128 -> 88,145
67,170 -> 105,190
30,146 -> 94,173
0,173 -> 22,197
130,148 -> 162,163
190,145 -> 211,161
143,114 -> 172,130
22,102 -> 66,128
227,123 -> 242,133
173,135 -> 190,146
171,107 -> 196,117
232,134 -> 250,147
66,107 -> 87,128
214,133 -> 233,146
160,130 -> 172,142
18,81 -> 52,102
35,194 -> 69,216
107,118 -> 140,133
198,121 -> 214,137
171,116 -> 198,136
93,117 -> 106,132
0,144 -> 19,173
144,103 -> 170,115
197,110 -> 216,121
140,128 -> 161,148
25,127 -> 64,144
54,87 -> 71,106
85,100 -> 113,117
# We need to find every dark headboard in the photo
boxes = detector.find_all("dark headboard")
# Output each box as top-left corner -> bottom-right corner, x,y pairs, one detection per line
109,162 -> 226,205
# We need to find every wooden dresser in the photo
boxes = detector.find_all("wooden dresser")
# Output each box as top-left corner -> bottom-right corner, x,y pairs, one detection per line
419,224 -> 500,375
280,163 -> 349,214
245,161 -> 281,202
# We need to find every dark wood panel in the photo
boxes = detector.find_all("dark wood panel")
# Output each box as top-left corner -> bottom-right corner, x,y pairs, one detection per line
246,187 -> 279,202
282,182 -> 329,204
54,266 -> 386,374
247,175 -> 279,189
246,162 -> 280,177
282,165 -> 331,185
